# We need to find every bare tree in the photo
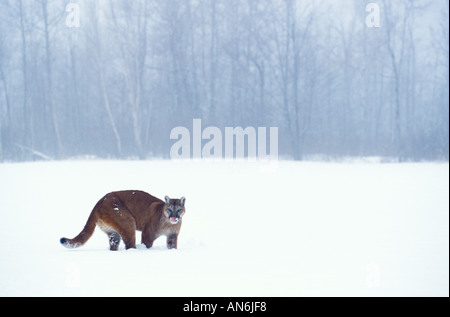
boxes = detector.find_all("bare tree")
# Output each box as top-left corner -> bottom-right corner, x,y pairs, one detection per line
88,0 -> 122,156
0,0 -> 447,161
41,0 -> 63,156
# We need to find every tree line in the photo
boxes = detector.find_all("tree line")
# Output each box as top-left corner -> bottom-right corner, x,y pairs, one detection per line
0,0 -> 448,161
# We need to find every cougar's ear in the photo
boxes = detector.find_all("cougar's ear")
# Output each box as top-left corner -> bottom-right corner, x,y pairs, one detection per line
180,197 -> 186,207
165,195 -> 170,205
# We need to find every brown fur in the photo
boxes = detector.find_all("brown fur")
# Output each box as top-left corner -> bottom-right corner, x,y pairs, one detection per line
60,190 -> 185,250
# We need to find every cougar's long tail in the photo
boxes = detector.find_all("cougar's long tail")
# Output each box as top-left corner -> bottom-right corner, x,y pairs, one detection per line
60,212 -> 98,249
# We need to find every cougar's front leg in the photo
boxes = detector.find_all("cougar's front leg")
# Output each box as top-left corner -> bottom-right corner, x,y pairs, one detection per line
167,234 -> 178,249
142,228 -> 156,248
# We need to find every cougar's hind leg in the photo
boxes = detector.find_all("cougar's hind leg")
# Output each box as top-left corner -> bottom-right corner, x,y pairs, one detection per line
107,231 -> 121,251
97,203 -> 137,250
120,227 -> 137,250
97,220 -> 123,251
111,202 -> 137,250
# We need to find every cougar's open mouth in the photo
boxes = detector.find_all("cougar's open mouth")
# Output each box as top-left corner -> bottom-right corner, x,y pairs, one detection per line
170,217 -> 179,224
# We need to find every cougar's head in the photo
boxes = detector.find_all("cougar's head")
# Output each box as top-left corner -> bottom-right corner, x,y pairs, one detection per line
164,196 -> 186,225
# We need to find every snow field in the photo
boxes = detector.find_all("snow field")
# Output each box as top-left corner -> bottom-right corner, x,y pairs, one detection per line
0,160 -> 448,296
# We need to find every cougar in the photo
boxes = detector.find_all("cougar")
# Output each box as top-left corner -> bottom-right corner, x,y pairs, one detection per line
60,190 -> 186,250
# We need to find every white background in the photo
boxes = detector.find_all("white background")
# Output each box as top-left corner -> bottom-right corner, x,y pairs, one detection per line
0,160 -> 448,296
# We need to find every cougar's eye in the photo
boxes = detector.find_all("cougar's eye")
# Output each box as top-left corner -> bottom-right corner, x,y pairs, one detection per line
177,209 -> 182,214
167,208 -> 173,214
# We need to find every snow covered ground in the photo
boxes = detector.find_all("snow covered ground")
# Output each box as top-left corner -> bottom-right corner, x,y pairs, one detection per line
0,159 -> 448,296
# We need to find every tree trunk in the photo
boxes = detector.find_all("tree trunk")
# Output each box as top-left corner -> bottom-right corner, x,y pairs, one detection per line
93,2 -> 122,157
42,0 -> 63,157
19,0 -> 33,159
